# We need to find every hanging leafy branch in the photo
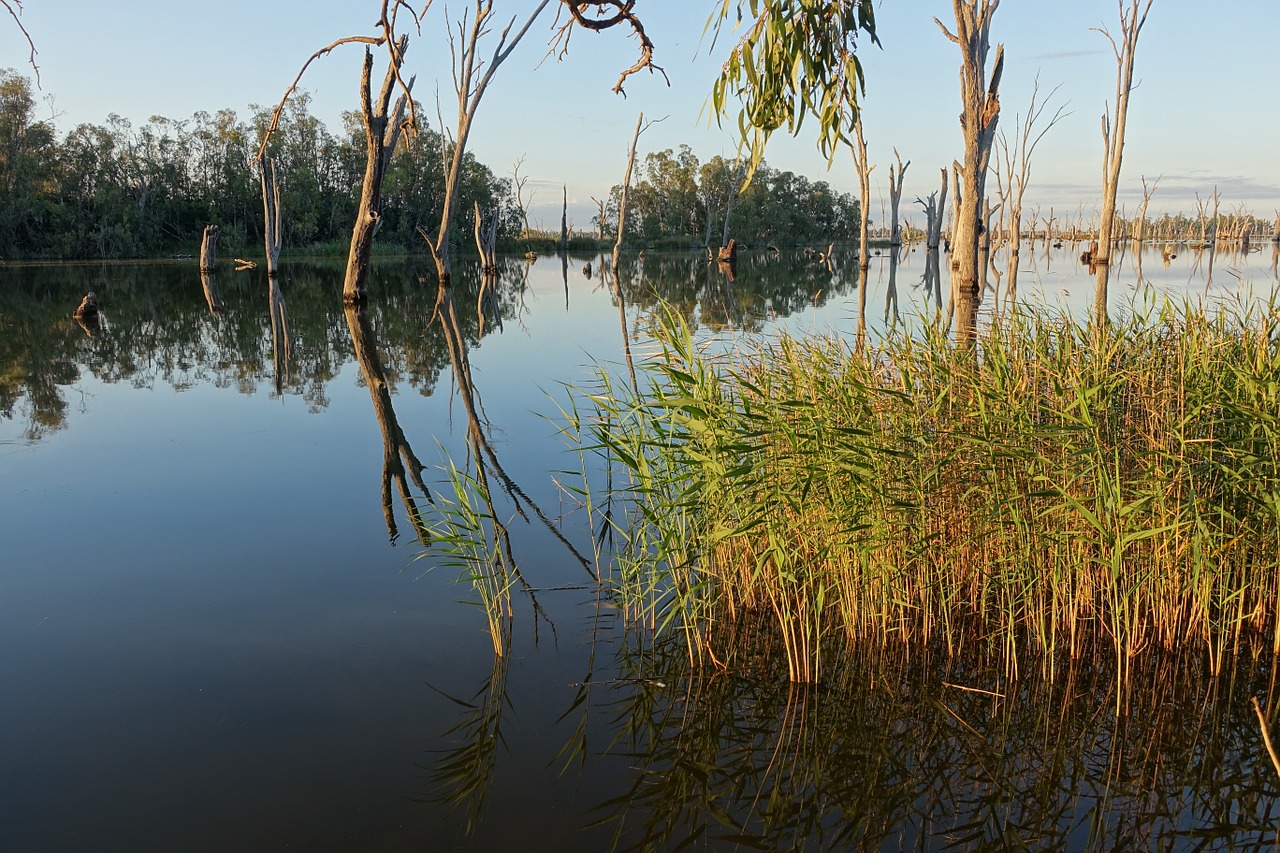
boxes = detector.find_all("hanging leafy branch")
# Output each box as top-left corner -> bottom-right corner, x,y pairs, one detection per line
706,0 -> 878,177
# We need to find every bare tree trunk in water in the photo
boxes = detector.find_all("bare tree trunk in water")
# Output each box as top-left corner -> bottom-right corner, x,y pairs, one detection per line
260,158 -> 283,276
937,1 -> 1004,347
1094,0 -> 1154,321
721,159 -> 744,250
199,224 -> 220,272
560,185 -> 568,252
850,116 -> 874,272
613,112 -> 643,274
888,150 -> 909,247
344,38 -> 414,305
425,0 -> 551,291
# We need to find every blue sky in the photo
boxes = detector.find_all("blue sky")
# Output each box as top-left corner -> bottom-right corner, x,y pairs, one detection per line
4,1 -> 1278,231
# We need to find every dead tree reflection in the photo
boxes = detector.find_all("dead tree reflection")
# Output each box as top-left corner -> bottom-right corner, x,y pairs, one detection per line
344,302 -> 432,545
433,285 -> 594,582
200,270 -> 225,315
268,277 -> 292,396
884,246 -> 901,325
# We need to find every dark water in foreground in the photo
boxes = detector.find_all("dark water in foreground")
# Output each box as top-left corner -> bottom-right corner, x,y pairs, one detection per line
3,246 -> 1280,851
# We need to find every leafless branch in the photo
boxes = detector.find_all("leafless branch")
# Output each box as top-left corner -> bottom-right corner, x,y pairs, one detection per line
3,0 -> 39,82
547,1 -> 668,96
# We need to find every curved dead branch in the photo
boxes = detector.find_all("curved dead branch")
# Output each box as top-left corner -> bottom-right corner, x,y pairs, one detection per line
253,1 -> 430,165
550,0 -> 668,96
3,0 -> 39,81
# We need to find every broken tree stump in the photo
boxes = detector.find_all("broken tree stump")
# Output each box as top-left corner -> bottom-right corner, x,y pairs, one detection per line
199,224 -> 220,272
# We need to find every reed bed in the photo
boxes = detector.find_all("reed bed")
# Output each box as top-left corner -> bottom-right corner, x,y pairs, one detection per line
566,295 -> 1280,683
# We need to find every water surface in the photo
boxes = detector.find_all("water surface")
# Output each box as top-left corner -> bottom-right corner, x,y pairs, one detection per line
3,244 -> 1279,851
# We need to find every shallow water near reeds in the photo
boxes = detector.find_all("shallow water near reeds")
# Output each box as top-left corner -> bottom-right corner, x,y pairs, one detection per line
3,243 -> 1280,851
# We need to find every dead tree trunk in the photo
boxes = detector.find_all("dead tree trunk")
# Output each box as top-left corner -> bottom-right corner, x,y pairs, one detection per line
850,116 -> 874,271
613,112 -> 644,274
199,225 -> 220,272
888,150 -> 909,247
591,195 -> 607,241
1094,0 -> 1154,319
721,160 -> 744,249
918,167 -> 949,251
473,200 -> 499,273
344,38 -> 414,305
937,1 -> 1005,346
1136,174 -> 1157,244
559,185 -> 568,251
424,0 -> 551,291
260,158 -> 283,276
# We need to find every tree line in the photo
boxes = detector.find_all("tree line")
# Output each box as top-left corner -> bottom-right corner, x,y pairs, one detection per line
0,69 -> 516,260
1,68 -> 866,262
598,144 -> 860,248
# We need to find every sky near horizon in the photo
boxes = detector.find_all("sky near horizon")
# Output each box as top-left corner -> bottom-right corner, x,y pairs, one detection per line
4,1 -> 1278,233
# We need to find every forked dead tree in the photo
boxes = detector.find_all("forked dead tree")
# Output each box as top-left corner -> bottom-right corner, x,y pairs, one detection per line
887,149 -> 909,247
612,112 -> 659,273
511,155 -> 534,237
937,0 -> 1005,345
422,0 -> 552,292
260,159 -> 283,275
916,168 -> 949,251
995,75 -> 1068,307
255,2 -> 427,302
346,37 -> 415,303
1093,0 -> 1155,318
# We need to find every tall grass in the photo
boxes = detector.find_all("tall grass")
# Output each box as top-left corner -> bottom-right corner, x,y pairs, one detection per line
565,295 -> 1280,682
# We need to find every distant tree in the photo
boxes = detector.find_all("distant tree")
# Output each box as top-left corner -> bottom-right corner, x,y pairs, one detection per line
0,69 -> 57,256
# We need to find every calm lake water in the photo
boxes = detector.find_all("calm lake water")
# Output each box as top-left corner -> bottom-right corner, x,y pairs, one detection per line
3,243 -> 1280,851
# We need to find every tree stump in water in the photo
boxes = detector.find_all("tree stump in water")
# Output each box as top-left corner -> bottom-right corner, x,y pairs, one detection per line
199,224 -> 220,272
717,239 -> 738,262
72,292 -> 99,320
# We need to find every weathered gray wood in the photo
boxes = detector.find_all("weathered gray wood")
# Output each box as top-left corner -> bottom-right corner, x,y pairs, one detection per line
888,150 -> 909,247
424,1 -> 552,289
199,224 -> 220,272
613,112 -> 643,274
260,158 -> 283,276
1094,0 -> 1155,320
850,117 -> 873,271
473,200 -> 499,273
937,1 -> 1005,346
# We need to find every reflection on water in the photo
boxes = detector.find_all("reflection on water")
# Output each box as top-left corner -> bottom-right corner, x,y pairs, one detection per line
2,245 -> 1280,850
579,639 -> 1280,851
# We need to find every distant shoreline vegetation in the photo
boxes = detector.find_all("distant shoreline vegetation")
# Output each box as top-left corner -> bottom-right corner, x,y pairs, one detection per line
0,70 -> 871,262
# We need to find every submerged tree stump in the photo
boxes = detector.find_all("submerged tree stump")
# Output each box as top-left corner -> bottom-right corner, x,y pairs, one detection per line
199,224 -> 220,272
717,238 -> 738,263
72,292 -> 99,320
